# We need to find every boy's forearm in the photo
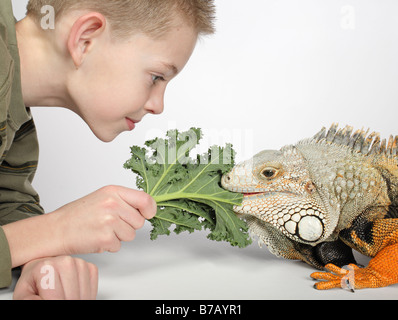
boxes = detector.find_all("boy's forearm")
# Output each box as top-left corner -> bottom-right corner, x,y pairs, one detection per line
2,186 -> 157,268
2,212 -> 66,268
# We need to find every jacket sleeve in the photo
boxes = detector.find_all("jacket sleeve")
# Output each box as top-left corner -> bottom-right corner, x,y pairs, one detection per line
0,119 -> 44,288
0,0 -> 45,289
0,1 -> 44,288
0,226 -> 11,288
0,119 -> 44,224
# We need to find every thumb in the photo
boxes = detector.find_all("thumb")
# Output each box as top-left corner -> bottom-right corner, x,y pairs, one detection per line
13,280 -> 42,300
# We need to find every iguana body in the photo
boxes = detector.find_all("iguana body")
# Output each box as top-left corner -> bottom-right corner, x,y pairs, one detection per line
221,124 -> 398,290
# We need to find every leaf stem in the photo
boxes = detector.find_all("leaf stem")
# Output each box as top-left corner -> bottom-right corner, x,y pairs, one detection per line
153,192 -> 241,206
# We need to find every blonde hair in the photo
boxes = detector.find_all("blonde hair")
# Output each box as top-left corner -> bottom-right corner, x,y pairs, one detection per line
26,0 -> 216,38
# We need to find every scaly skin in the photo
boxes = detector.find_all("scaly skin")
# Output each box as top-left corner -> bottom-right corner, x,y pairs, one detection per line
222,124 -> 398,290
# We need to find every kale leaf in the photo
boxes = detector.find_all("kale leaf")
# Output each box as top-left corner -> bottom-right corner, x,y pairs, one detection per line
124,128 -> 251,248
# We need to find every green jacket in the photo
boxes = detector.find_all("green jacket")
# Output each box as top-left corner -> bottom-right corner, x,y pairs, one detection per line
0,0 -> 44,288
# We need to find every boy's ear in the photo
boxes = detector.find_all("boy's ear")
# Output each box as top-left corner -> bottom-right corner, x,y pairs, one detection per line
67,13 -> 107,68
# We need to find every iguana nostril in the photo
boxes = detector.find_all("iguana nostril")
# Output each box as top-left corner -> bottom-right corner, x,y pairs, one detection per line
221,174 -> 231,187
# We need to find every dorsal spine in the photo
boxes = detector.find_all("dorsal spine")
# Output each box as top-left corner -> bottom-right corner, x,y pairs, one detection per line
312,123 -> 398,160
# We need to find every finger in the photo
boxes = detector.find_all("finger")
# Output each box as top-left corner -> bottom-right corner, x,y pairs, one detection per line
59,257 -> 86,300
88,263 -> 99,300
37,265 -> 66,300
13,278 -> 42,300
117,188 -> 157,220
97,210 -> 138,251
114,217 -> 137,242
118,205 -> 146,231
75,259 -> 97,300
75,258 -> 90,300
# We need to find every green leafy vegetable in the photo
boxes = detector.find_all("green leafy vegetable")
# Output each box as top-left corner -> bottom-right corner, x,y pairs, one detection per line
124,128 -> 251,248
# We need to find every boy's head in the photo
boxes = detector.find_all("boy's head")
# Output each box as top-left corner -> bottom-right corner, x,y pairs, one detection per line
21,0 -> 216,142
26,0 -> 216,39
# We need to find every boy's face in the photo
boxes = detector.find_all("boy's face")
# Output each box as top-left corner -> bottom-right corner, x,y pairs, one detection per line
67,20 -> 198,142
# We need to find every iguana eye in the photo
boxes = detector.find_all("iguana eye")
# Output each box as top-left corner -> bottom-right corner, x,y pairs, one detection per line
261,168 -> 278,179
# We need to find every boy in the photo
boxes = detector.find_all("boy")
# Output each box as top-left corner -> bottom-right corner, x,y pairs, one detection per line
0,0 -> 215,299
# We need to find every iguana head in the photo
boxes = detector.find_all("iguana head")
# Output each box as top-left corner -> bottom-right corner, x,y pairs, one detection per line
221,145 -> 331,245
222,124 -> 397,249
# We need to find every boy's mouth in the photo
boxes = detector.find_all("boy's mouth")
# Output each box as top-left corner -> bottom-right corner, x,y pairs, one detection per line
126,118 -> 140,131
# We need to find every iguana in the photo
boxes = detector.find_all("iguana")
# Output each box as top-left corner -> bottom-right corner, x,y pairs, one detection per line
221,124 -> 398,290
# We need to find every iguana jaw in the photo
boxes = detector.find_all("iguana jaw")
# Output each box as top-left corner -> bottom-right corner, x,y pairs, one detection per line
233,191 -> 326,244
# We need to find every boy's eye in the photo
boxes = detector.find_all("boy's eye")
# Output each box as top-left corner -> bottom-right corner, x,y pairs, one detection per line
152,75 -> 165,84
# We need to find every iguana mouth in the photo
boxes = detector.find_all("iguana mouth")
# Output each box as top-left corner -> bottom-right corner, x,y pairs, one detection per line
244,192 -> 265,196
243,191 -> 296,198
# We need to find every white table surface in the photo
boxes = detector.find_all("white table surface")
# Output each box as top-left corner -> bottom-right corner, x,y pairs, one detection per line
1,223 -> 397,300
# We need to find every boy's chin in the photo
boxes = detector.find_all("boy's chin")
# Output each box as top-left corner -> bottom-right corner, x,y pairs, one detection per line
91,129 -> 119,143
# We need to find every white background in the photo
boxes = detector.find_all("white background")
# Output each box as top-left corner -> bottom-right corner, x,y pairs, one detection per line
1,0 -> 398,299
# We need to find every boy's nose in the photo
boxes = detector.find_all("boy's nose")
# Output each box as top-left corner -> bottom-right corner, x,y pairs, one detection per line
145,89 -> 165,115
144,99 -> 164,115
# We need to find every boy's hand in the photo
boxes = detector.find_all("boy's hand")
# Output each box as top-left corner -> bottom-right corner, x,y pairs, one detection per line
54,186 -> 157,255
3,186 -> 156,269
13,256 -> 98,300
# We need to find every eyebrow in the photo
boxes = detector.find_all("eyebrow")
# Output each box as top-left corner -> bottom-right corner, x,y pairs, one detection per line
161,62 -> 179,77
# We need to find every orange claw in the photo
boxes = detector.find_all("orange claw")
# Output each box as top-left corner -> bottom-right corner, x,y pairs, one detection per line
311,244 -> 398,290
312,223 -> 398,291
311,264 -> 358,291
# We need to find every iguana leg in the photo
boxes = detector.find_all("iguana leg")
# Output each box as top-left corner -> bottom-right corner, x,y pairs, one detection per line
311,218 -> 398,290
288,239 -> 356,270
312,244 -> 398,290
292,239 -> 356,270
312,239 -> 356,268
